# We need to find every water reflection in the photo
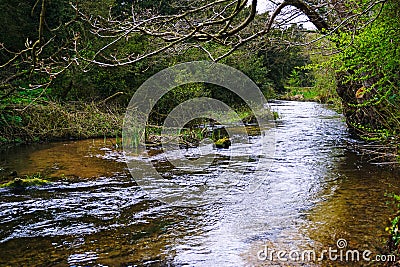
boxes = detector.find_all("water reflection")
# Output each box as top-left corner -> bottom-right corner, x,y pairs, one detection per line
0,101 -> 399,266
0,139 -> 126,180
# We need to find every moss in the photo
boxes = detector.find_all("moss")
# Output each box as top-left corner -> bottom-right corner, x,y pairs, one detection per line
0,177 -> 50,188
273,111 -> 280,120
215,137 -> 231,149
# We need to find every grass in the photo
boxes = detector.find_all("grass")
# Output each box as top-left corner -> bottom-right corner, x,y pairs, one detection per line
281,87 -> 329,101
0,101 -> 124,146
279,86 -> 342,112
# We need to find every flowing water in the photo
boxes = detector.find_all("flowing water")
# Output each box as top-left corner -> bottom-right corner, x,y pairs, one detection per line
0,100 -> 399,266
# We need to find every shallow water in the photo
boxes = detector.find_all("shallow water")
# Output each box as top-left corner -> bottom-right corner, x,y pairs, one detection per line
0,100 -> 399,266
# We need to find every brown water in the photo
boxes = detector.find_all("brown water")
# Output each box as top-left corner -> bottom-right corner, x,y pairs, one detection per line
0,100 -> 399,266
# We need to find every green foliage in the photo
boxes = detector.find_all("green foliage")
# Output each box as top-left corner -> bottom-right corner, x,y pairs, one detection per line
150,83 -> 210,125
222,51 -> 275,98
287,69 -> 304,88
0,0 -> 314,146
289,37 -> 340,105
112,0 -> 183,18
257,25 -> 314,92
332,0 -> 400,141
0,1 -> 37,52
386,193 -> 400,247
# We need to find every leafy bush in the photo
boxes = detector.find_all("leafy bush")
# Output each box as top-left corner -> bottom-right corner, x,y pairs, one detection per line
333,0 -> 400,142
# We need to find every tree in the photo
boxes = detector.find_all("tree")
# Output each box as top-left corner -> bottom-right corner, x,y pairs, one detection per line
1,0 -> 398,148
71,0 -> 387,66
1,0 -> 387,88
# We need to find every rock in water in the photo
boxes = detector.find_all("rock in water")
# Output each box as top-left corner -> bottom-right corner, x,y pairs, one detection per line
215,137 -> 231,149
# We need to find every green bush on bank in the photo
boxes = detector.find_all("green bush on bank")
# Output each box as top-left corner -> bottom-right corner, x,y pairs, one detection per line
385,193 -> 400,258
332,1 -> 400,144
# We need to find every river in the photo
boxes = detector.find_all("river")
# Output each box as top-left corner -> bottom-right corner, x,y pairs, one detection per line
0,100 -> 399,266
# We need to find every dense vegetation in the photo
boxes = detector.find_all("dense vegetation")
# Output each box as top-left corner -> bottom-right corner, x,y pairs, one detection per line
0,0 -> 398,163
332,0 -> 400,162
0,1 -> 313,145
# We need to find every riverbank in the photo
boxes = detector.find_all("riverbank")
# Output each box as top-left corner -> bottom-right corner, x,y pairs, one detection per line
278,86 -> 342,107
0,101 -> 124,148
0,100 -> 275,148
1,98 -> 397,166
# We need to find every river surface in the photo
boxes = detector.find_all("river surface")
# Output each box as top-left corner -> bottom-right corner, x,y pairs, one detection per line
0,100 -> 399,266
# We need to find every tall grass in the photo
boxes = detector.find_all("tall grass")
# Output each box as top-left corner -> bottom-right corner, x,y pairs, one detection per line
0,101 -> 123,145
